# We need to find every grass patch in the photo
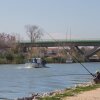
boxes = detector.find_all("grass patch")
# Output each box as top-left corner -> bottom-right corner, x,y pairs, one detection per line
39,84 -> 100,100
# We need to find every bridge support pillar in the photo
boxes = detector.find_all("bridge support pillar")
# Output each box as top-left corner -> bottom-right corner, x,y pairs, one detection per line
75,46 -> 100,61
75,46 -> 84,55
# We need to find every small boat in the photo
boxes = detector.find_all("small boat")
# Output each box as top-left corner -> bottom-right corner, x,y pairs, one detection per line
66,58 -> 73,63
25,58 -> 46,68
66,52 -> 73,63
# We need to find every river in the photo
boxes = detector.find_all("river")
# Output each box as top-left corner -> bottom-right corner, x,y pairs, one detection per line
0,62 -> 100,99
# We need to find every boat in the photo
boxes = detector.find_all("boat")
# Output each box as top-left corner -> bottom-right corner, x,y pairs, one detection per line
66,52 -> 73,63
25,58 -> 46,68
66,58 -> 73,63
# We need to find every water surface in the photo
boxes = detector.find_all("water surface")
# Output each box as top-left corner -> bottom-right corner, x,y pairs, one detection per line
0,62 -> 100,99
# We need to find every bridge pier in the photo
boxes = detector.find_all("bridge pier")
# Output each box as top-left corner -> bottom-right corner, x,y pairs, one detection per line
75,46 -> 100,61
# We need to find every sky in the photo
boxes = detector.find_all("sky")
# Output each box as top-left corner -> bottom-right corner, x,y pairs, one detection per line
0,0 -> 100,41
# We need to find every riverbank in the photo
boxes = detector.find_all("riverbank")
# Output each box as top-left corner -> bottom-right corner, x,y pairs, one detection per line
63,88 -> 100,100
17,82 -> 100,100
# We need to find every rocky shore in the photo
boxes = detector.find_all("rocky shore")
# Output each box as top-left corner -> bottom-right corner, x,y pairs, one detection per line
16,82 -> 95,100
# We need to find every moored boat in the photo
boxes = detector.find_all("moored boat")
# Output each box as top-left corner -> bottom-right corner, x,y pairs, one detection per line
66,58 -> 73,63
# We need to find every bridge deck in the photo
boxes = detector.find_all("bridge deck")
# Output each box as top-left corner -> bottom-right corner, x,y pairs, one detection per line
20,39 -> 100,47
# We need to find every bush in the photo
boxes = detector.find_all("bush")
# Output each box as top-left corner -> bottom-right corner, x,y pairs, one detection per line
45,57 -> 54,63
0,58 -> 7,64
45,57 -> 66,63
14,54 -> 25,64
5,53 -> 14,63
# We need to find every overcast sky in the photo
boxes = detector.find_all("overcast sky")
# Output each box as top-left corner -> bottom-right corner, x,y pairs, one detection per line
0,0 -> 100,41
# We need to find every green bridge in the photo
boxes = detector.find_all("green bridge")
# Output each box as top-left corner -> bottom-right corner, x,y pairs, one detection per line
20,39 -> 100,47
20,39 -> 100,61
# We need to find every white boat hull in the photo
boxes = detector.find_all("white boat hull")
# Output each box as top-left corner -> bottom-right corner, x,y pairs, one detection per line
66,60 -> 73,63
25,63 -> 46,68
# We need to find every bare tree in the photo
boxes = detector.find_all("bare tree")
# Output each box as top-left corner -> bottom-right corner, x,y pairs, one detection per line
25,25 -> 43,43
25,25 -> 43,58
0,32 -> 16,48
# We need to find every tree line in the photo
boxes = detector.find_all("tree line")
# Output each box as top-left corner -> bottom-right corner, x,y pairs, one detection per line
0,25 -> 44,64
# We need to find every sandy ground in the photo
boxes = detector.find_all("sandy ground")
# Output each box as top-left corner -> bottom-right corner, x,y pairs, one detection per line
63,88 -> 100,100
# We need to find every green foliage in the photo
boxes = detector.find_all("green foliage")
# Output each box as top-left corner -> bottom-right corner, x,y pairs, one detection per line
45,57 -> 66,63
39,96 -> 60,100
0,58 -> 7,64
73,84 -> 100,93
6,53 -> 14,62
0,51 -> 25,64
14,54 -> 25,64
45,57 -> 54,63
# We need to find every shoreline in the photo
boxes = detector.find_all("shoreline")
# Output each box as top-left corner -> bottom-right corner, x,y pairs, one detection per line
17,81 -> 100,100
63,88 -> 100,100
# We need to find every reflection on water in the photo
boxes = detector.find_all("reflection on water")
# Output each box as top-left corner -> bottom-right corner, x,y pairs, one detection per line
0,62 -> 100,99
17,66 -> 32,69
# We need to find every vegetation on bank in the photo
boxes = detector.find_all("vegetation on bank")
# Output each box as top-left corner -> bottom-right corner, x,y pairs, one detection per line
0,51 -> 25,64
39,83 -> 100,100
0,50 -> 100,64
0,54 -> 66,64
